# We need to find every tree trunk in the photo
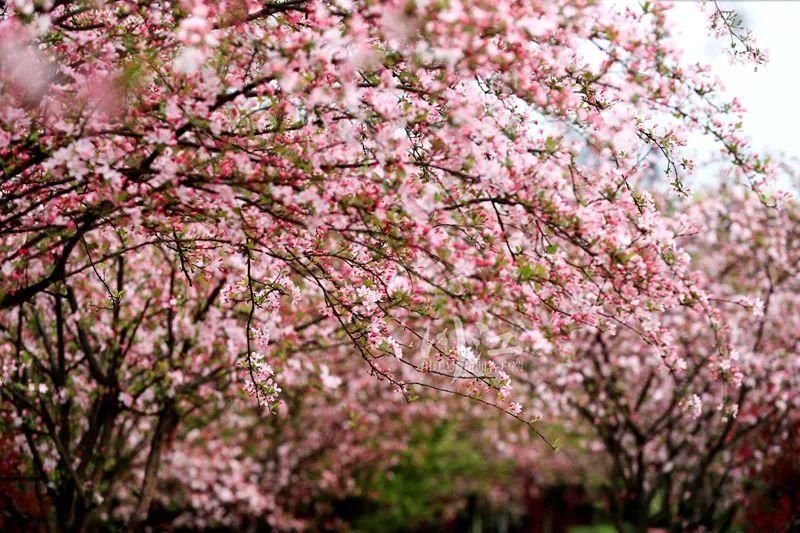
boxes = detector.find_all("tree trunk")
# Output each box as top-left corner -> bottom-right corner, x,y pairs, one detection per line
129,404 -> 179,528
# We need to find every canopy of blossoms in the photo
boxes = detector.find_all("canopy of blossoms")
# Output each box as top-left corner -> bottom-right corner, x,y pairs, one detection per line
0,0 -> 795,531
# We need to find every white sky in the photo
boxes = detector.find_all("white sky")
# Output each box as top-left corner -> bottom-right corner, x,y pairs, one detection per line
608,1 -> 800,188
668,1 -> 800,159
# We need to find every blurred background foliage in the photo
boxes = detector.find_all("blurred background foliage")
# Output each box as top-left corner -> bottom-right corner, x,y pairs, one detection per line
350,423 -> 516,532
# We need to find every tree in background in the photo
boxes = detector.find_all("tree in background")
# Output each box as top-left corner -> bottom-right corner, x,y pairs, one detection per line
503,188 -> 800,530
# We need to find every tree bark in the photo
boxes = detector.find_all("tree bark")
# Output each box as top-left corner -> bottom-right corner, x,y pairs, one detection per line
129,403 -> 179,528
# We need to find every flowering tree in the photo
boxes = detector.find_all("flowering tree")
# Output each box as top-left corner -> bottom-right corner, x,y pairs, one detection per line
0,239 -> 463,530
508,188 -> 800,530
0,0 -> 792,530
0,242 -> 242,529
